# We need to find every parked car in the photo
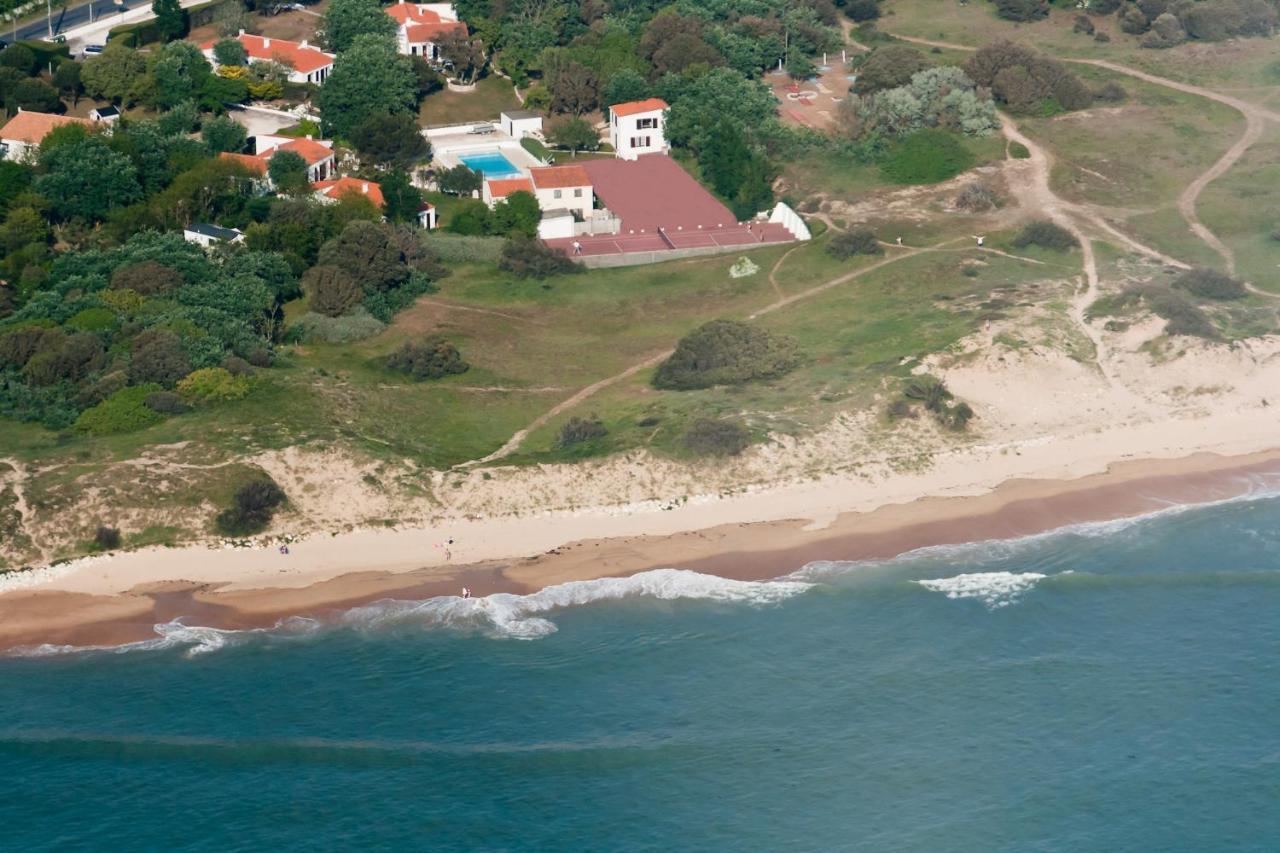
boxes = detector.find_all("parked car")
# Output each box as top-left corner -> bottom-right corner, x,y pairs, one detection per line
0,40 -> 8,50
83,44 -> 104,55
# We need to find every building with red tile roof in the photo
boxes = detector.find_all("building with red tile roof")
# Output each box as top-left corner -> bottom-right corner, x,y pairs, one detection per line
218,151 -> 269,176
481,177 -> 534,207
219,135 -> 337,184
313,176 -> 385,208
0,110 -> 93,161
529,164 -> 592,217
386,3 -> 468,60
199,32 -> 336,85
609,98 -> 669,160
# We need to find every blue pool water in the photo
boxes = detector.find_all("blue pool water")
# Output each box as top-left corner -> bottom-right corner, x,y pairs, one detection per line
3,493 -> 1280,850
457,150 -> 522,179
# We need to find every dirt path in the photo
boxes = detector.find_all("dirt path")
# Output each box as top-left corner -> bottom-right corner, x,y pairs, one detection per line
0,458 -> 40,563
889,34 -> 1278,275
768,245 -> 804,299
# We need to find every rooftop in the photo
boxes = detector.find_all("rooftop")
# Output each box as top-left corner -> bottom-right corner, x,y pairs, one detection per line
314,177 -> 385,208
219,152 -> 268,175
610,98 -> 669,118
201,33 -> 336,74
529,164 -> 591,189
502,109 -> 542,120
487,177 -> 534,198
0,110 -> 92,144
274,137 -> 335,165
186,223 -> 243,240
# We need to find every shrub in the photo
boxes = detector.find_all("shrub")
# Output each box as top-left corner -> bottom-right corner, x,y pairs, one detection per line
1074,14 -> 1096,34
385,337 -> 470,380
177,367 -> 251,403
143,390 -> 189,414
111,260 -> 183,296
851,45 -> 930,95
0,326 -> 63,368
1173,267 -> 1246,300
1092,82 -> 1127,102
556,416 -> 607,448
1148,288 -> 1217,338
1090,0 -> 1123,13
827,228 -> 883,258
93,525 -> 122,550
289,308 -> 387,343
881,129 -> 975,184
955,183 -> 1002,211
23,333 -> 105,386
221,356 -> 254,376
993,0 -> 1050,22
845,0 -> 881,22
1011,220 -> 1078,250
904,376 -> 952,412
74,384 -> 166,434
943,401 -> 975,431
682,418 -> 751,457
129,329 -> 190,386
886,399 -> 917,421
303,264 -> 363,317
215,477 -> 287,536
498,235 -> 583,278
654,319 -> 800,390
1094,31 -> 1112,42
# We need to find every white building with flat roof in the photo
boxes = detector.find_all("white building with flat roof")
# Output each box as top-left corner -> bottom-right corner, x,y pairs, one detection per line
608,98 -> 668,161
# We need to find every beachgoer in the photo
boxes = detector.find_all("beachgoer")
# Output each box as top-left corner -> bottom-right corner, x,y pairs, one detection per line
462,587 -> 471,599
572,240 -> 582,255
975,235 -> 985,247
895,236 -> 903,246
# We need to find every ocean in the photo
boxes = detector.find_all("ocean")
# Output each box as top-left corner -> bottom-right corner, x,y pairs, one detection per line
2,494 -> 1279,851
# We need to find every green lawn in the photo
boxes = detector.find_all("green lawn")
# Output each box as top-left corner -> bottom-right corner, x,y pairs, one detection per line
419,76 -> 523,127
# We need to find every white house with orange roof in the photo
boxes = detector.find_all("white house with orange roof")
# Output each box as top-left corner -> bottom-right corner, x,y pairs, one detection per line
199,32 -> 336,85
385,3 -> 467,60
0,110 -> 94,161
608,98 -> 668,160
313,177 -> 438,228
528,164 -> 592,218
481,176 -> 534,208
255,135 -> 336,182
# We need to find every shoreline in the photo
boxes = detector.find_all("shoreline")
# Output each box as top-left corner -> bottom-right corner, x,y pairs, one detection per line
4,446 -> 1280,653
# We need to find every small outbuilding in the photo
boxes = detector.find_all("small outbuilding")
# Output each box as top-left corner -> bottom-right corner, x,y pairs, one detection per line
89,105 -> 120,124
500,110 -> 543,140
183,222 -> 245,248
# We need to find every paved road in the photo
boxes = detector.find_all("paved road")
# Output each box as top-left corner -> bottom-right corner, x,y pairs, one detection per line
5,0 -> 125,43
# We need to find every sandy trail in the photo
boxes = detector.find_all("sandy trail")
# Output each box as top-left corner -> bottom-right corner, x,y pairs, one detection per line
890,33 -> 1279,276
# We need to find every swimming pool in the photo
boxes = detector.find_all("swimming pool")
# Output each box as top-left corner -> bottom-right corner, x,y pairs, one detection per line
457,150 -> 523,179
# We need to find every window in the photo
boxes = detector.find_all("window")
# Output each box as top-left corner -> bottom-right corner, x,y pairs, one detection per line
630,136 -> 651,148
554,189 -> 562,199
637,117 -> 658,130
573,188 -> 582,198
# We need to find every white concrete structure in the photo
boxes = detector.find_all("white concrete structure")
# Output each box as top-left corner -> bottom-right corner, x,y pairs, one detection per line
538,210 -> 575,240
184,223 -> 245,248
200,33 -> 336,86
88,105 -> 120,124
767,201 -> 812,241
500,110 -> 543,140
529,164 -> 592,219
608,98 -> 668,160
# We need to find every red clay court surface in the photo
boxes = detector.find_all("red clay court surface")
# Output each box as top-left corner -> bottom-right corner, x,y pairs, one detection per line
544,154 -> 796,258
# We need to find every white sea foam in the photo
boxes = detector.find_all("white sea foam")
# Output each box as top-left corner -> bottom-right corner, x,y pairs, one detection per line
10,616 -> 321,659
342,568 -> 813,640
916,571 -> 1050,608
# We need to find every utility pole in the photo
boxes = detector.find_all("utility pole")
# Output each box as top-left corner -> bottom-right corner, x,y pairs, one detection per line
46,0 -> 53,40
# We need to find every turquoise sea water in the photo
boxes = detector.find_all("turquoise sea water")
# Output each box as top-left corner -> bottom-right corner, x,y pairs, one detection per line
3,494 -> 1280,851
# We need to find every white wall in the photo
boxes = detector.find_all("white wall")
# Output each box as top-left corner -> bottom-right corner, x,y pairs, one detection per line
534,185 -> 592,218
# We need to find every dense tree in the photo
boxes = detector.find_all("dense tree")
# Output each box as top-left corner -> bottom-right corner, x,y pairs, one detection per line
853,45 -> 931,95
350,112 -> 430,169
129,329 -> 191,386
82,43 -> 147,103
845,0 -> 881,22
317,219 -> 409,291
0,44 -> 36,75
602,68 -> 648,107
437,31 -> 485,84
546,58 -> 598,115
316,35 -> 417,138
303,264 -> 362,316
202,115 -> 248,154
11,79 -> 59,112
52,60 -> 82,106
212,38 -> 248,67
152,0 -> 189,41
699,121 -> 751,199
0,161 -> 33,216
385,337 -> 469,380
36,138 -> 142,222
112,260 -> 183,295
321,0 -> 396,53
150,41 -> 214,109
497,235 -> 580,278
379,170 -> 423,223
437,164 -> 481,196
490,190 -> 540,237
654,320 -> 799,390
268,150 -> 309,194
546,117 -> 598,156
662,69 -> 778,151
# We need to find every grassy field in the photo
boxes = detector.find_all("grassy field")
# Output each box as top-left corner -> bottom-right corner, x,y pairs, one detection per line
419,76 -> 522,127
1196,134 -> 1280,290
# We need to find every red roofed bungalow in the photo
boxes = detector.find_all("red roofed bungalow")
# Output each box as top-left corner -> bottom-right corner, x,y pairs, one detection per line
608,98 -> 669,160
0,110 -> 93,161
199,32 -> 336,85
529,164 -> 593,217
482,177 -> 534,207
386,3 -> 468,60
313,176 -> 386,208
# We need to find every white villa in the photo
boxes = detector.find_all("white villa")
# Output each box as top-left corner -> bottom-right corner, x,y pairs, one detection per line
199,33 -> 336,85
608,98 -> 668,160
385,3 -> 468,60
0,110 -> 93,161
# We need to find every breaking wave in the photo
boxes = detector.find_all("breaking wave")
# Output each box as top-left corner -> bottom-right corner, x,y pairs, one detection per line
915,571 -> 1054,609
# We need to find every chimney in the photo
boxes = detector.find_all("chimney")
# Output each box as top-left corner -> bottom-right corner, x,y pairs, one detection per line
362,182 -> 369,193
262,37 -> 270,48
238,28 -> 245,36
306,134 -> 313,141
300,39 -> 308,48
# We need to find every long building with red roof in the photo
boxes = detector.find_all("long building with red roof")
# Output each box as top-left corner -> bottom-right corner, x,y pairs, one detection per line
385,3 -> 468,60
199,32 -> 336,85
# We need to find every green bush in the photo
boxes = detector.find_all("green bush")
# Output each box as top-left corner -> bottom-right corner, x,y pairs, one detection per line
143,390 -> 189,414
1011,219 -> 1078,251
498,235 -> 583,279
881,129 -> 975,185
556,415 -> 607,448
827,229 -> 883,259
993,0 -> 1050,21
955,183 -> 1002,211
385,337 -> 470,380
74,384 -> 165,435
215,477 -> 287,536
177,367 -> 250,403
288,309 -> 387,344
1008,141 -> 1031,159
1172,267 -> 1246,301
654,319 -> 800,390
66,307 -> 116,332
682,418 -> 751,457
93,525 -> 122,551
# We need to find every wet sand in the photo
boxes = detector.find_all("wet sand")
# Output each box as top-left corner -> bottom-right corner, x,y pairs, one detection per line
3,449 -> 1278,653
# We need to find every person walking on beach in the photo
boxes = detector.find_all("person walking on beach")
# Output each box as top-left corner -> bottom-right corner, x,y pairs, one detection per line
462,587 -> 471,599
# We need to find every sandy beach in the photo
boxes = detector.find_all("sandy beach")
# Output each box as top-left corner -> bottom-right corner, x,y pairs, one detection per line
4,416 -> 1280,651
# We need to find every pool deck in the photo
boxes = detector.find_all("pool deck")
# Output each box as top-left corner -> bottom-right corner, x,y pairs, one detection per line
429,128 -> 545,175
